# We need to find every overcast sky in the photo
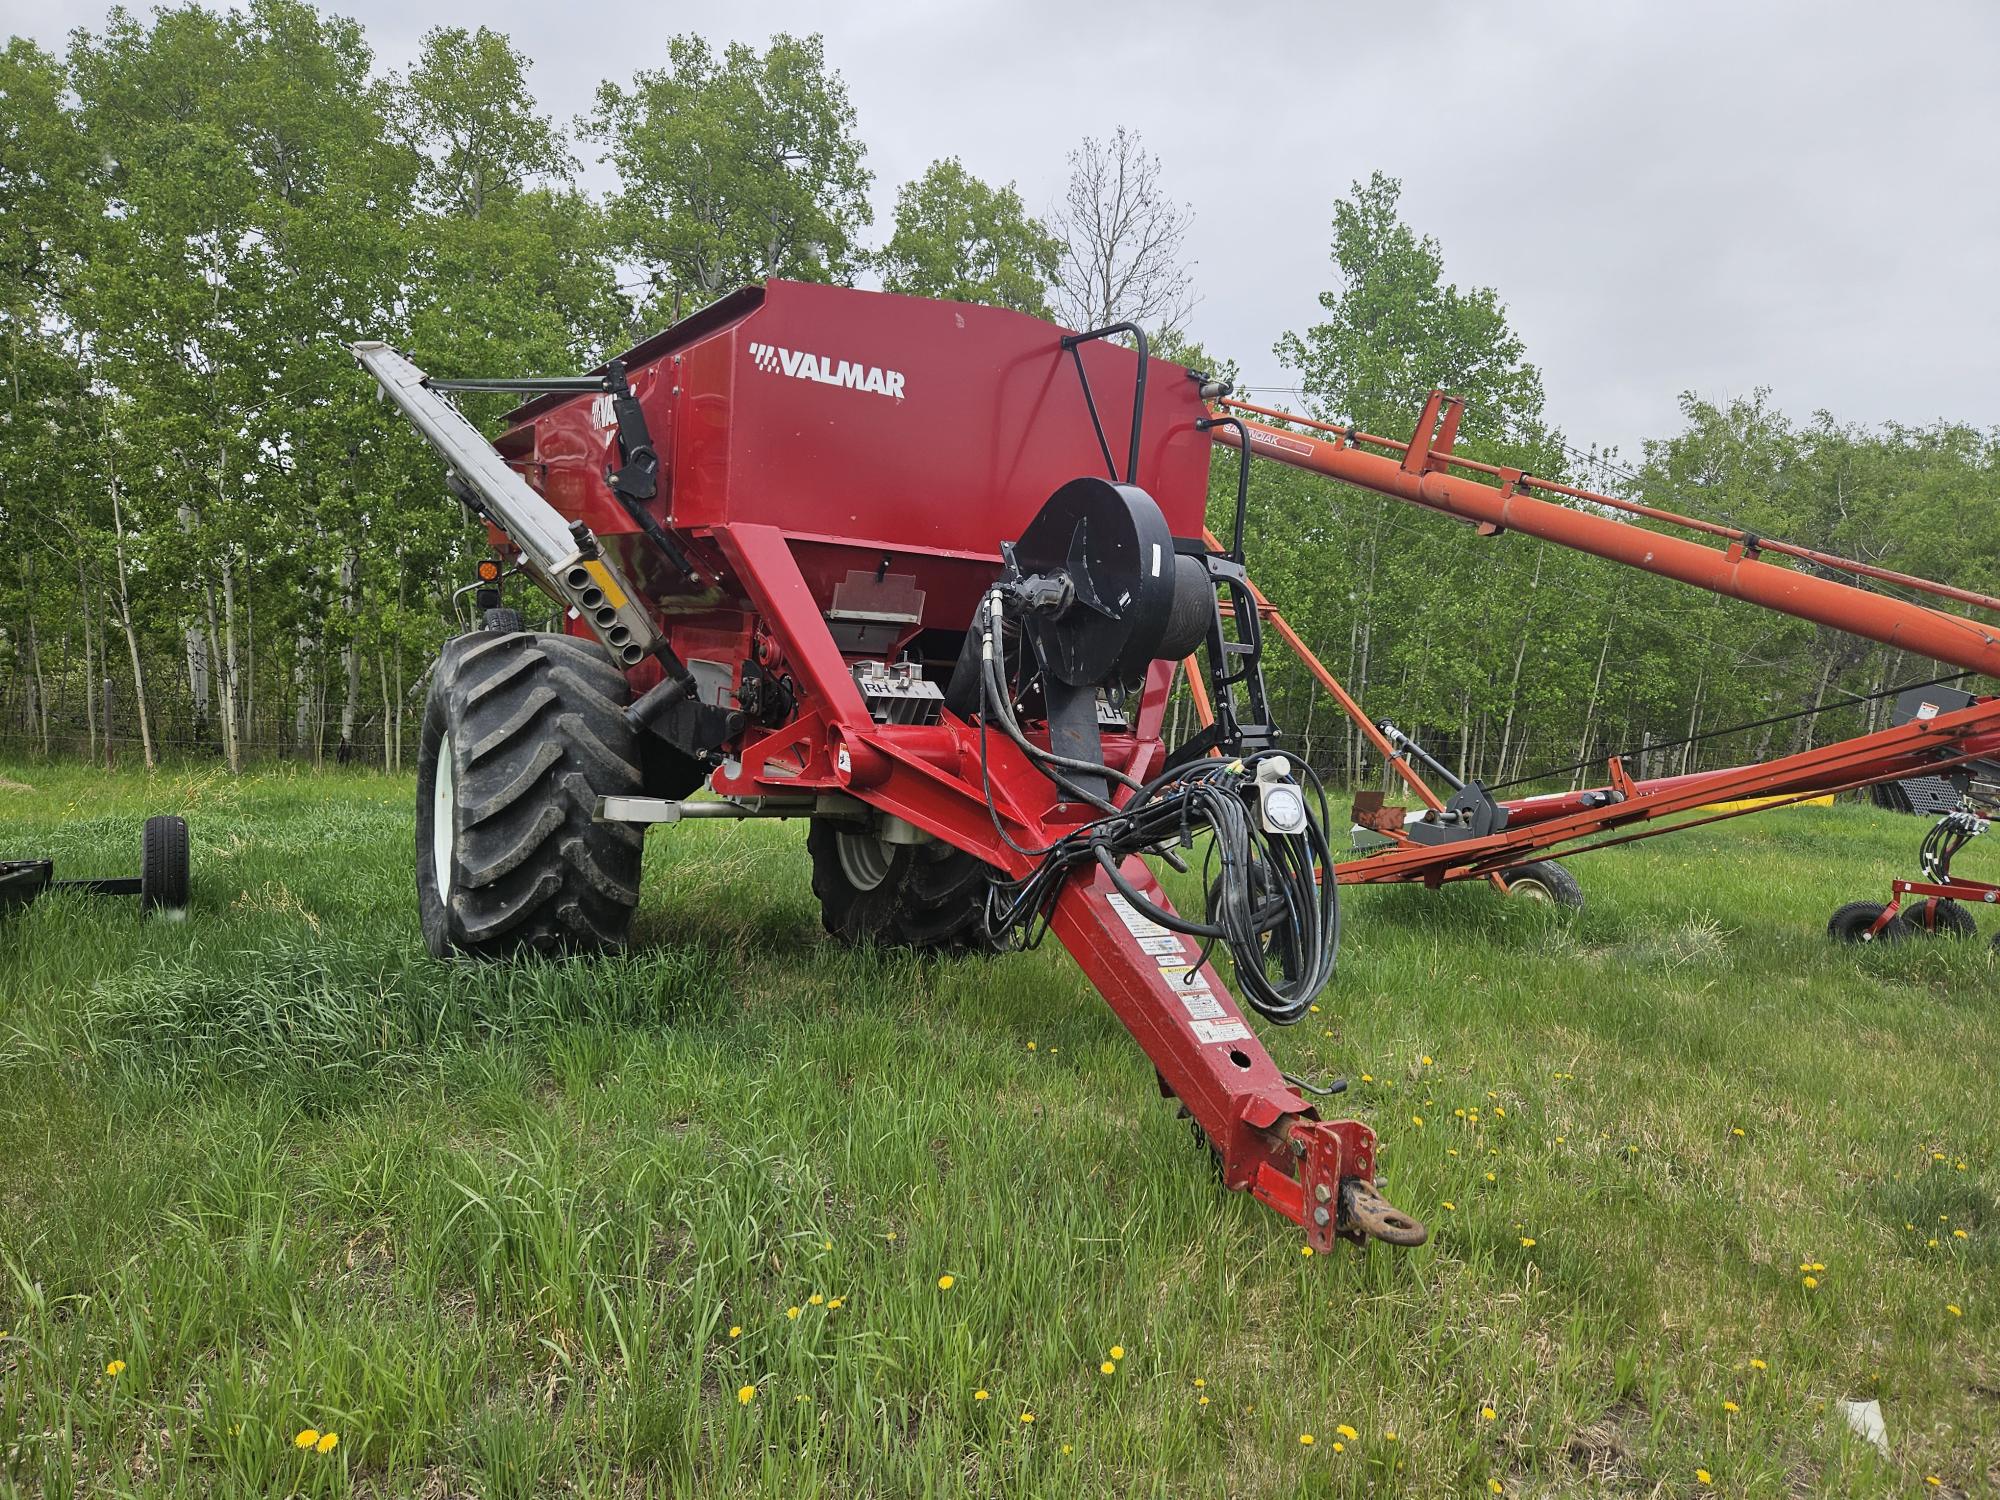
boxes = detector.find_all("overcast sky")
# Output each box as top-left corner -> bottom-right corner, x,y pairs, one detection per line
12,0 -> 1998,459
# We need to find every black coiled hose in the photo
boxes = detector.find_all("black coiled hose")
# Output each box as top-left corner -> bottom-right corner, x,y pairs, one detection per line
973,592 -> 1339,1024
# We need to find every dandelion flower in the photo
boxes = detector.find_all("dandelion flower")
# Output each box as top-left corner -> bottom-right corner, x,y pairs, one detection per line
1929,1238 -> 1941,1248
104,1360 -> 126,1377
1722,1400 -> 1739,1413
1927,1478 -> 1942,1487
1109,1345 -> 1125,1360
1411,1115 -> 1424,1127
787,1306 -> 801,1320
1696,1470 -> 1712,1486
729,1326 -> 742,1338
1061,1443 -> 1073,1455
1520,1237 -> 1536,1248
1802,1275 -> 1818,1289
1020,1412 -> 1034,1424
1485,1172 -> 1497,1183
1331,1440 -> 1344,1452
1336,1425 -> 1358,1441
1749,1358 -> 1767,1370
738,1384 -> 757,1405
1494,1107 -> 1505,1118
1954,1229 -> 1968,1239
974,1389 -> 989,1401
295,1429 -> 320,1450
1198,1394 -> 1210,1406
885,1231 -> 897,1241
1194,1378 -> 1206,1388
937,1275 -> 955,1290
1947,1304 -> 1962,1317
1301,1245 -> 1314,1257
1360,1073 -> 1374,1083
1100,1361 -> 1116,1375
1384,1429 -> 1398,1441
1490,1482 -> 1504,1494
828,1297 -> 844,1310
823,1239 -> 832,1250
315,1432 -> 338,1454
1299,1432 -> 1315,1445
809,1293 -> 825,1306
1026,1041 -> 1036,1051
1442,1199 -> 1458,1211
1731,1127 -> 1745,1137
1481,1406 -> 1496,1421
1421,1055 -> 1433,1066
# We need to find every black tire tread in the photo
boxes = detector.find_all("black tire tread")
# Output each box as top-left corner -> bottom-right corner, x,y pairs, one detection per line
418,630 -> 643,959
140,814 -> 190,914
1827,900 -> 1909,944
1499,859 -> 1584,911
807,819 -> 997,951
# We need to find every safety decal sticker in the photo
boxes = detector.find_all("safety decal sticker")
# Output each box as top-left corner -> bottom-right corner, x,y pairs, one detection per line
1177,992 -> 1227,1021
1106,892 -> 1169,940
1189,1017 -> 1254,1045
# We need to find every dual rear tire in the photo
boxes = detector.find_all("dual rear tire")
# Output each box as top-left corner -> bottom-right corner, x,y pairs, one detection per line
806,818 -> 997,950
1827,898 -> 1977,944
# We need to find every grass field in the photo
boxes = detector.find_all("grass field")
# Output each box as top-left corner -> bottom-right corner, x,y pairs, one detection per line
0,762 -> 1995,1497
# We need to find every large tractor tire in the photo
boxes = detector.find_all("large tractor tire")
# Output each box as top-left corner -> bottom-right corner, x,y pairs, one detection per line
416,630 -> 644,960
807,818 -> 997,950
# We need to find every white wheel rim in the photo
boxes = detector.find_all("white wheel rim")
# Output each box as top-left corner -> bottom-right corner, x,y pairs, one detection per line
433,732 -> 455,900
1510,878 -> 1552,903
836,829 -> 892,891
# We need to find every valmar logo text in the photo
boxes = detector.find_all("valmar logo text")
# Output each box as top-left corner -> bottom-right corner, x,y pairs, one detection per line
748,341 -> 906,400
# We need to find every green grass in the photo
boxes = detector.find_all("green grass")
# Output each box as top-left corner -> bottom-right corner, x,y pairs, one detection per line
0,761 -> 1995,1497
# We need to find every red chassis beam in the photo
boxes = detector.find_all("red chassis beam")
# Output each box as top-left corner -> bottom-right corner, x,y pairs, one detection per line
704,523 -> 1421,1250
1337,696 -> 2000,887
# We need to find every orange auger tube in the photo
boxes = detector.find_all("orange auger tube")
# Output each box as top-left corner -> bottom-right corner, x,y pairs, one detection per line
1213,394 -> 2000,681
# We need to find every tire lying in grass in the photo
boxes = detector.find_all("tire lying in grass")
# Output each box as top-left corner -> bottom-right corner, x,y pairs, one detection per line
1826,901 -> 1912,944
416,630 -> 644,960
807,818 -> 997,950
1897,897 -> 1977,939
1498,859 -> 1584,910
140,814 -> 190,916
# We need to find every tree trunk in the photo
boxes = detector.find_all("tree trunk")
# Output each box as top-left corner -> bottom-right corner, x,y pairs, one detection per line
215,554 -> 243,773
377,650 -> 394,769
1494,548 -> 1544,782
22,567 -> 49,756
108,472 -> 155,769
1569,616 -> 1615,792
338,547 -> 360,763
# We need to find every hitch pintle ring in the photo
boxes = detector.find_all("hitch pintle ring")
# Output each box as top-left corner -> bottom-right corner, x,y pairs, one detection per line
1340,1177 -> 1429,1247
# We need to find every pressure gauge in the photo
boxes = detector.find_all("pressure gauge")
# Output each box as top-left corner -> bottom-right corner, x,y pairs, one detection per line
1259,780 -> 1309,835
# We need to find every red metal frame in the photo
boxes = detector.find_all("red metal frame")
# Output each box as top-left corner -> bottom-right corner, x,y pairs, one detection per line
1192,395 -> 2000,886
483,285 -> 2000,1254
490,286 -> 1405,1250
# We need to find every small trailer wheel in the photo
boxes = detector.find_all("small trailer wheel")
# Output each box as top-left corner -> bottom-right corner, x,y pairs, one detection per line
1498,860 -> 1583,910
140,814 -> 191,916
1900,897 -> 1976,939
1827,901 -> 1911,944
